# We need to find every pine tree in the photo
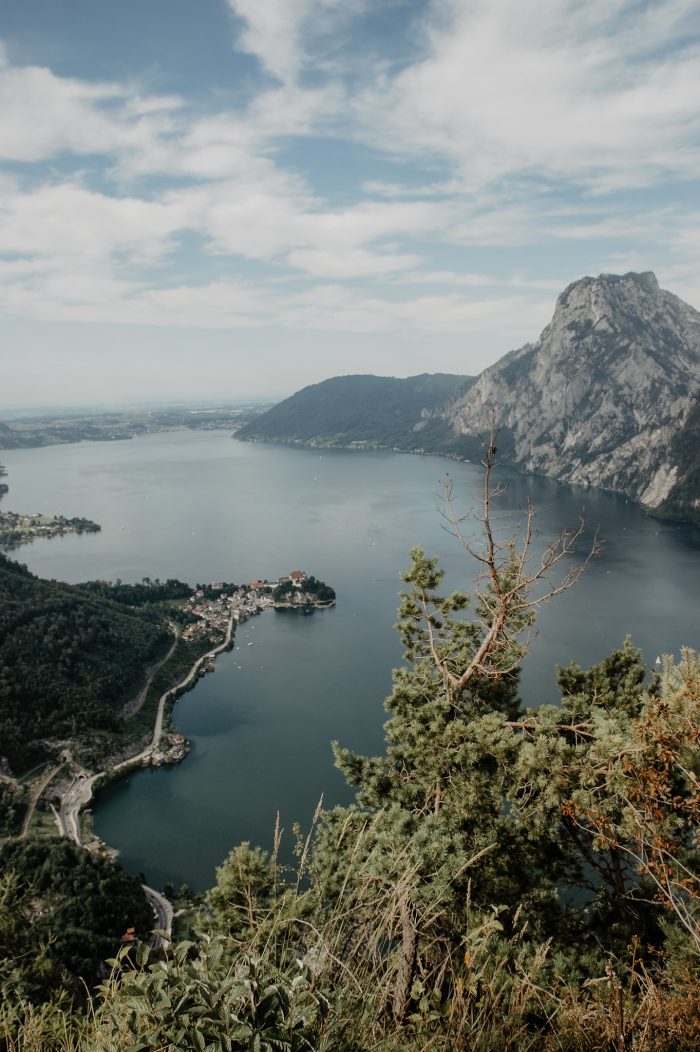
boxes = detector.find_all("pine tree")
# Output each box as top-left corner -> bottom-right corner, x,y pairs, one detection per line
314,441 -> 597,1016
509,642 -> 700,954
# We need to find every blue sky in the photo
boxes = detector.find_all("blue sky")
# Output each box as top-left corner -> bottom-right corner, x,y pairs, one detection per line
1,0 -> 699,407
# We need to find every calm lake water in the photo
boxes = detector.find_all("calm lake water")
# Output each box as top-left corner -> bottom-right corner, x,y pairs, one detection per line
4,432 -> 700,889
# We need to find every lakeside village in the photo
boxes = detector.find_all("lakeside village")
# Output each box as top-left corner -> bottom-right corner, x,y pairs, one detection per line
0,510 -> 101,550
181,569 -> 336,647
149,570 -> 336,766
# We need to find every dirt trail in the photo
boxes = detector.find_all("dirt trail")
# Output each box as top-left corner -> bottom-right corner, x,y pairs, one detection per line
121,626 -> 180,719
21,762 -> 65,836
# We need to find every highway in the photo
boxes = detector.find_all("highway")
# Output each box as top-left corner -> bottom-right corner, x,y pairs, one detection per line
58,771 -> 97,842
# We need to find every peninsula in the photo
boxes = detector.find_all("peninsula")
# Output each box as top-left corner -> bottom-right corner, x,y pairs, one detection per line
0,461 -> 101,550
50,569 -> 335,853
3,565 -> 335,850
0,510 -> 101,550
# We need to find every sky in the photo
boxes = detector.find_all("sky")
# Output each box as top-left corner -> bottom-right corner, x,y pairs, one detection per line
0,0 -> 699,408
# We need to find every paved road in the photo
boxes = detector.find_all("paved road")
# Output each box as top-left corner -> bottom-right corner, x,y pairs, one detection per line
58,771 -> 96,842
57,618 -> 232,842
53,617 -> 235,943
150,614 -> 234,747
143,885 -> 173,948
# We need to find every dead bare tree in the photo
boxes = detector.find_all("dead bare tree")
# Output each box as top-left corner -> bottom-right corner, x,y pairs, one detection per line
423,424 -> 600,702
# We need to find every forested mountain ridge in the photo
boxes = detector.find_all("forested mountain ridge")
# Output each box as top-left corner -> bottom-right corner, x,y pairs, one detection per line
236,372 -> 474,449
0,553 -> 173,773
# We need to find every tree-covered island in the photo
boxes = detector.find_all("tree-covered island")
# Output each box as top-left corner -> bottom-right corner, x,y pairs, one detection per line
271,570 -> 336,608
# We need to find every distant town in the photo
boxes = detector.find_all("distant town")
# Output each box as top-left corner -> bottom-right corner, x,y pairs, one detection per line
0,402 -> 271,450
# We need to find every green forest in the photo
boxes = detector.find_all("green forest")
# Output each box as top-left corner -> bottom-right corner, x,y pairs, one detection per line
237,373 -> 474,450
1,464 -> 699,1050
0,838 -> 151,1009
0,554 -> 173,774
77,576 -> 192,609
272,575 -> 336,604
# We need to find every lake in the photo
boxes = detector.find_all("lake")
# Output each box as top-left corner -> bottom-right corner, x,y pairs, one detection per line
3,431 -> 700,889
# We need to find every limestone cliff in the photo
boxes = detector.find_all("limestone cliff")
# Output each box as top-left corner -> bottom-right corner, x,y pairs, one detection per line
439,272 -> 700,517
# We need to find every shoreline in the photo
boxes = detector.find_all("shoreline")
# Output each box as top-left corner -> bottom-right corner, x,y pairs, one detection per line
46,573 -> 336,851
273,598 -> 336,610
55,613 -> 236,848
235,434 -> 691,526
49,613 -> 238,945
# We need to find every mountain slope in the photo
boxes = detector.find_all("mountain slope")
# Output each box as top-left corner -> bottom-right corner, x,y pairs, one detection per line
236,273 -> 700,522
437,272 -> 700,517
0,553 -> 172,771
236,373 -> 473,450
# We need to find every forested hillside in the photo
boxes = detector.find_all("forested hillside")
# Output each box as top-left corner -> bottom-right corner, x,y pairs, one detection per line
0,838 -> 151,1008
0,554 -> 172,771
77,576 -> 191,609
236,372 -> 473,449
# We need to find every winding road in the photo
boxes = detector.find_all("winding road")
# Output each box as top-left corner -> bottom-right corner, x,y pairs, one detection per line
143,885 -> 173,950
20,761 -> 65,837
121,627 -> 180,719
54,615 -> 235,942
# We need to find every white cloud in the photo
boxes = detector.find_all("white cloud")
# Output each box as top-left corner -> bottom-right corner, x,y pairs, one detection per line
278,283 -> 553,337
0,0 -> 699,397
287,247 -> 421,277
0,257 -> 551,342
353,0 -> 700,191
189,184 -> 445,270
413,271 -> 564,292
225,0 -> 365,83
0,60 -> 181,164
227,0 -> 311,82
0,182 -> 192,264
0,54 -> 343,188
0,271 -> 266,329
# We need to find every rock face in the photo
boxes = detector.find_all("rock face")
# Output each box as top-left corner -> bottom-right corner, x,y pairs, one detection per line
441,272 -> 700,513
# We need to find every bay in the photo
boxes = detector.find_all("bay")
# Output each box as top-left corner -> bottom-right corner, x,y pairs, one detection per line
3,431 -> 700,889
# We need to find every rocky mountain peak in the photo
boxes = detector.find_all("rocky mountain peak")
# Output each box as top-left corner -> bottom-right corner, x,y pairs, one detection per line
538,271 -> 699,369
557,270 -> 659,312
443,272 -> 700,511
